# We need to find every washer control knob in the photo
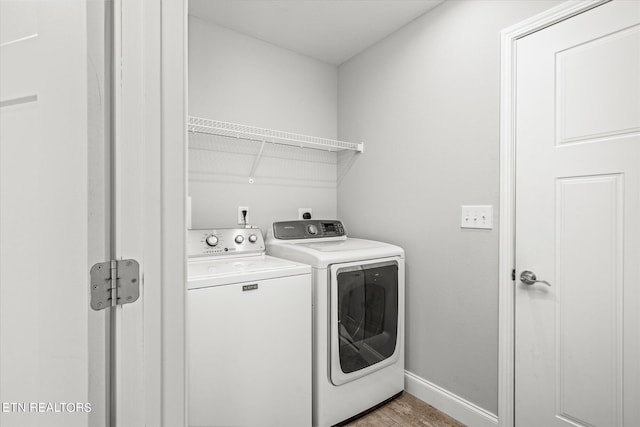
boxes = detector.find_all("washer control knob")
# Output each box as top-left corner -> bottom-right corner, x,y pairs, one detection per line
307,224 -> 318,235
248,234 -> 258,243
205,235 -> 218,247
235,235 -> 244,244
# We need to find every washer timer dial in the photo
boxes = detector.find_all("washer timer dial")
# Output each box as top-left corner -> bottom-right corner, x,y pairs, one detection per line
205,235 -> 219,247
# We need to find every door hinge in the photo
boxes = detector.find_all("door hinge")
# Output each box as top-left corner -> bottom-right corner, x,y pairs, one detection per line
511,269 -> 516,281
90,259 -> 140,311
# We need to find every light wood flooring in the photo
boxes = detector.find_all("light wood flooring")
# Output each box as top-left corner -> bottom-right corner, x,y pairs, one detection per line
340,392 -> 465,427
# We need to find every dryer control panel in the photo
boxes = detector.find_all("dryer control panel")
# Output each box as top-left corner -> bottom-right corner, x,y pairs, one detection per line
188,228 -> 265,257
272,220 -> 346,240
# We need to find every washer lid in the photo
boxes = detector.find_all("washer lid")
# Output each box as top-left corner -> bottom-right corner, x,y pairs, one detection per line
266,238 -> 404,268
187,255 -> 310,289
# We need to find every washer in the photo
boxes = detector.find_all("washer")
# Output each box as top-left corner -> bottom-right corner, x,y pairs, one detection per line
266,220 -> 405,427
187,228 -> 312,427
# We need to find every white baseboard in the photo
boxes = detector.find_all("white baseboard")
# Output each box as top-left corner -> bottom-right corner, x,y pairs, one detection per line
404,371 -> 498,427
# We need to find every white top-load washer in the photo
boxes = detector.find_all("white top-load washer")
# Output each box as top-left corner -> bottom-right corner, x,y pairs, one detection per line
187,228 -> 312,427
266,220 -> 405,427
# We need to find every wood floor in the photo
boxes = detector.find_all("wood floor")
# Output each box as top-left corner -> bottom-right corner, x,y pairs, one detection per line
340,392 -> 465,427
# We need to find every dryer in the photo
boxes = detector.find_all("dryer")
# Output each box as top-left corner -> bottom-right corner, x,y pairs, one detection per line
266,220 -> 405,427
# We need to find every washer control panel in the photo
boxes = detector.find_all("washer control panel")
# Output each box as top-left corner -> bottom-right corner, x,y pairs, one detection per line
272,220 -> 346,240
188,228 -> 265,257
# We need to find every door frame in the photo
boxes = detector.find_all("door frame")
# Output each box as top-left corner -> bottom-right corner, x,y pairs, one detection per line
498,1 -> 609,426
116,0 -> 188,425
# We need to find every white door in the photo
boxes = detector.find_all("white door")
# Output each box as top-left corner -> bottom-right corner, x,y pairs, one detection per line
0,1 -> 109,426
515,1 -> 640,426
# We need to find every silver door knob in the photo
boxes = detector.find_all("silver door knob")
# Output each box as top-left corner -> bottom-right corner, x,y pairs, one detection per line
520,270 -> 551,287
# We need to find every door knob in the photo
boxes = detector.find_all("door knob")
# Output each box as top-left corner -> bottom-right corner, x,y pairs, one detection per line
520,270 -> 551,287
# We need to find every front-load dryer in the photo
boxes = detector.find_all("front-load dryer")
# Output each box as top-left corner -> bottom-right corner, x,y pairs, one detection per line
266,220 -> 405,427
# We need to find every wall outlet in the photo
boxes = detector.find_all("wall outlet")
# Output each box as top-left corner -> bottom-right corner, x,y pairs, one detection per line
298,208 -> 312,220
238,206 -> 249,225
461,205 -> 493,229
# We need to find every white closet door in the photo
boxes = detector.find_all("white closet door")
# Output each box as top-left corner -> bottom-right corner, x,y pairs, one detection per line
0,1 -> 106,426
515,1 -> 640,426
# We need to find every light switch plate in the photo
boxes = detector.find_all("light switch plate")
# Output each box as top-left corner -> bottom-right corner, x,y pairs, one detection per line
461,205 -> 493,229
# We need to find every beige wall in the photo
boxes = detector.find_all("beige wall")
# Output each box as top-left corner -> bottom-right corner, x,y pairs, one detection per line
337,0 -> 562,414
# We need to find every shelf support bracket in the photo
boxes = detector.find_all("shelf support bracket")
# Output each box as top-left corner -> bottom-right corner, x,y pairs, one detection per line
249,139 -> 266,184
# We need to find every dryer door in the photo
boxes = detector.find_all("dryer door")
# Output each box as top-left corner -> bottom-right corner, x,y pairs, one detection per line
329,257 -> 403,385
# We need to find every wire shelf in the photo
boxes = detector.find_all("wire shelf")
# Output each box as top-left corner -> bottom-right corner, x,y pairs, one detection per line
188,116 -> 364,153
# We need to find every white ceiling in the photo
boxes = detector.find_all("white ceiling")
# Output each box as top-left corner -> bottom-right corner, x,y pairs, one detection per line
189,0 -> 444,65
